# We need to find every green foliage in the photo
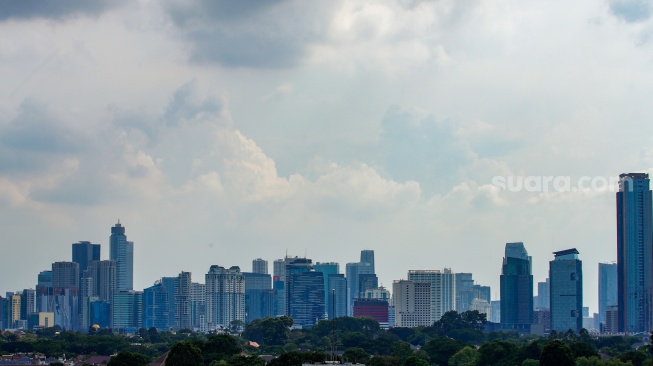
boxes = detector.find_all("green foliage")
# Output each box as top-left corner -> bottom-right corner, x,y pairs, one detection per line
576,356 -> 634,366
242,317 -> 292,346
404,355 -> 429,366
422,337 -> 466,366
344,347 -> 370,364
448,346 -> 479,366
570,341 -> 599,359
617,350 -> 648,366
165,341 -> 203,366
202,334 -> 242,364
267,352 -> 303,366
520,340 -> 544,362
225,354 -> 266,366
107,351 -> 151,366
522,359 -> 539,366
392,341 -> 413,361
540,340 -> 574,366
431,310 -> 487,343
477,339 -> 520,366
368,355 -> 402,366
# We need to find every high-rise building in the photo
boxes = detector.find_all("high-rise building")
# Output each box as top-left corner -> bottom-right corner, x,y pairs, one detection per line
455,273 -> 475,313
161,277 -> 176,328
143,281 -> 169,330
550,248 -> 583,332
190,282 -> 206,332
273,259 -> 286,282
112,290 -> 143,330
243,272 -> 274,323
86,260 -> 116,303
252,259 -> 268,275
500,242 -> 533,332
359,274 -> 379,299
10,293 -> 21,328
617,173 -> 653,333
393,280 -> 431,327
110,221 -> 134,291
408,269 -> 456,324
491,300 -> 501,323
345,262 -> 373,315
360,250 -> 375,274
20,289 -> 36,322
598,262 -> 617,329
287,271 -> 324,328
535,278 -> 550,310
314,262 -> 339,318
175,272 -> 192,330
354,298 -> 389,326
205,265 -> 245,331
52,262 -> 80,289
327,274 -> 347,319
72,241 -> 100,281
364,287 -> 391,300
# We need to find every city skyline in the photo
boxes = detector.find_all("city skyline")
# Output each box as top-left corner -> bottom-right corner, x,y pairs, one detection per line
3,1 -> 653,317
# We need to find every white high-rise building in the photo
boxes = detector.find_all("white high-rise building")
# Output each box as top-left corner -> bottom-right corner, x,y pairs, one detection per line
252,259 -> 268,275
407,269 -> 456,323
393,280 -> 431,327
205,265 -> 245,331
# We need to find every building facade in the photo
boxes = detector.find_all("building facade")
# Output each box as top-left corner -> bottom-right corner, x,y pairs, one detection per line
393,280 -> 431,327
598,262 -> 617,330
500,242 -> 533,332
252,259 -> 268,275
407,269 -> 456,324
617,173 -> 653,333
110,221 -> 134,292
550,248 -> 583,332
205,265 -> 245,331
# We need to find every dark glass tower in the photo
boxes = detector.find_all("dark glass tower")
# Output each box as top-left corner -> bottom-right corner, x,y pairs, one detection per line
72,241 -> 100,278
360,250 -> 375,274
617,173 -> 653,332
550,248 -> 582,332
598,262 -> 617,329
110,221 -> 134,291
500,242 -> 533,332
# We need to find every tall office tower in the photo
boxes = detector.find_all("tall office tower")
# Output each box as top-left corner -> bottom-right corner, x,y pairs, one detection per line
175,272 -> 192,330
112,290 -> 143,330
287,271 -> 324,328
10,293 -> 20,328
491,300 -> 501,323
273,259 -> 286,281
273,279 -> 285,317
393,280 -> 431,327
36,270 -> 53,313
455,273 -> 475,313
110,221 -> 134,291
252,259 -> 268,275
535,278 -> 550,310
549,248 -> 583,332
345,262 -> 373,315
72,241 -> 100,281
360,250 -> 375,274
500,242 -> 533,332
617,173 -> 653,333
285,257 -> 324,326
408,269 -> 456,324
473,285 -> 491,304
314,262 -> 339,318
190,282 -> 206,332
20,289 -> 36,321
86,260 -> 117,303
205,265 -> 245,331
243,272 -> 274,323
359,274 -> 379,298
598,262 -> 618,329
161,277 -> 176,328
327,274 -> 348,319
52,262 -> 80,289
52,262 -> 81,330
143,281 -> 170,330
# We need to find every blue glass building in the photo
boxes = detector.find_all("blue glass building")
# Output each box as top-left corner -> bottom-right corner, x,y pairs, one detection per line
110,222 -> 134,291
500,242 -> 533,332
143,281 -> 169,330
617,173 -> 653,333
598,262 -> 617,330
550,248 -> 582,332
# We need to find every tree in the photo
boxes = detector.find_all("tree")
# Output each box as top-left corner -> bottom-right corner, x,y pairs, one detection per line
202,334 -> 242,364
243,317 -> 292,346
448,346 -> 479,366
107,352 -> 151,366
570,341 -> 598,359
392,341 -> 413,362
226,355 -> 266,366
539,340 -> 574,366
422,337 -> 465,366
267,352 -> 303,366
344,347 -> 370,364
522,359 -> 539,366
404,355 -> 429,366
476,339 -> 520,366
367,355 -> 402,366
165,341 -> 203,366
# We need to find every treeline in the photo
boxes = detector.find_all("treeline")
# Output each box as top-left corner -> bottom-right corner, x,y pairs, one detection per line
1,311 -> 652,366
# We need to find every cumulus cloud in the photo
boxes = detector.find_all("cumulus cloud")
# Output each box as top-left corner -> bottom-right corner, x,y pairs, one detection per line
609,0 -> 652,22
0,0 -> 126,21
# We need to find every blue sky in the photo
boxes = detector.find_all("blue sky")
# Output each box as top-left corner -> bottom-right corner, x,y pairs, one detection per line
1,0 -> 653,314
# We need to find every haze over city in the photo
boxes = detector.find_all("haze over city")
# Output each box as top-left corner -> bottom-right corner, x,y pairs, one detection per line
2,0 -> 653,315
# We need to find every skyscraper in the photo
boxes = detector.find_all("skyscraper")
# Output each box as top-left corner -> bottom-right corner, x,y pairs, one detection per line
550,248 -> 583,332
345,262 -> 373,315
314,262 -> 339,318
110,221 -> 134,291
205,265 -> 245,331
616,173 -> 653,333
500,242 -> 533,332
408,269 -> 456,324
327,274 -> 348,319
535,278 -> 550,310
252,258 -> 268,275
143,281 -> 169,330
72,241 -> 100,281
285,257 -> 324,327
598,262 -> 617,330
393,280 -> 431,327
243,272 -> 274,323
360,250 -> 375,274
175,272 -> 192,330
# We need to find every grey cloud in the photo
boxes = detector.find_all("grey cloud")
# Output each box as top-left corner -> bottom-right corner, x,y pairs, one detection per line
163,80 -> 222,125
0,0 -> 126,21
0,99 -> 83,154
162,0 -> 337,68
377,106 -> 474,192
609,0 -> 652,22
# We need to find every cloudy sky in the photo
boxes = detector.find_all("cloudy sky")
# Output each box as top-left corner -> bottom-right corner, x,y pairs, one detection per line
1,0 -> 653,314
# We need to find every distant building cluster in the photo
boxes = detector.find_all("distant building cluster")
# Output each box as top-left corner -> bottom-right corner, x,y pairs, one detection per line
0,172 -> 649,335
